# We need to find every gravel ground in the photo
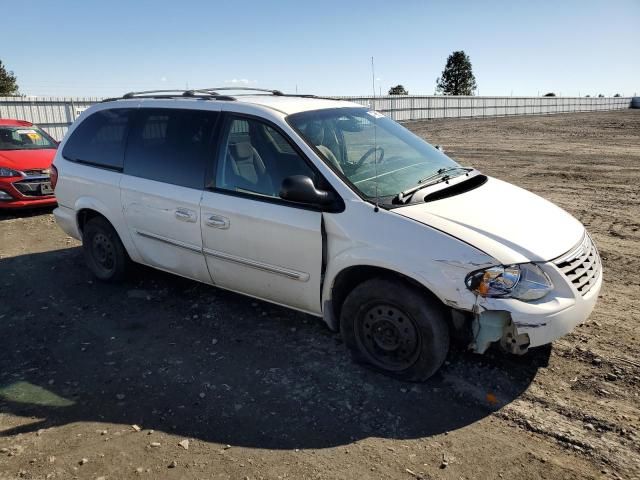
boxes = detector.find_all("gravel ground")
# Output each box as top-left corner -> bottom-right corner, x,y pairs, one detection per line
0,110 -> 638,480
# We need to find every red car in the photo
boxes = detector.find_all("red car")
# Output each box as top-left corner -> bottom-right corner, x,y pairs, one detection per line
0,119 -> 58,209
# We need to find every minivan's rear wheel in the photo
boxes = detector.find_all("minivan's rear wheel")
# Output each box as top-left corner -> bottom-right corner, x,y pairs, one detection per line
340,278 -> 449,382
82,216 -> 129,282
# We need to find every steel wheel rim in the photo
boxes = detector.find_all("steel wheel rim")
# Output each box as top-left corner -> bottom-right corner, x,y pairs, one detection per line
92,232 -> 115,272
355,303 -> 421,371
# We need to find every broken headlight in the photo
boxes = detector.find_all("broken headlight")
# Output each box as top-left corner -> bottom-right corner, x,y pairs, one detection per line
465,263 -> 553,301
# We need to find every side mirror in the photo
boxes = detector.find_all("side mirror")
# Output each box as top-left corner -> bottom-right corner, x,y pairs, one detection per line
280,175 -> 336,207
435,145 -> 445,153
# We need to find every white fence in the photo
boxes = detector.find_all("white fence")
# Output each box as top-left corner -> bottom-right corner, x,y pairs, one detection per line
0,95 -> 635,140
341,95 -> 634,122
0,97 -> 99,141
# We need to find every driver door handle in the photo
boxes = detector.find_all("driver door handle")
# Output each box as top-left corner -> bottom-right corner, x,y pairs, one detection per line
205,214 -> 230,229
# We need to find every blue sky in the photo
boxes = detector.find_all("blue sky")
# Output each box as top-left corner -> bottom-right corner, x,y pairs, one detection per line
3,0 -> 639,97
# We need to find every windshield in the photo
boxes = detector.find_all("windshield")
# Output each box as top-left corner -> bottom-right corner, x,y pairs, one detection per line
0,126 -> 57,151
288,107 -> 461,199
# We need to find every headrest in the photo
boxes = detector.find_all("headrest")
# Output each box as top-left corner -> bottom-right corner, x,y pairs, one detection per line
230,141 -> 253,159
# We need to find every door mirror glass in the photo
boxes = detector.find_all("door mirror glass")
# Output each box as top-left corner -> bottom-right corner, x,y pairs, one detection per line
279,175 -> 335,207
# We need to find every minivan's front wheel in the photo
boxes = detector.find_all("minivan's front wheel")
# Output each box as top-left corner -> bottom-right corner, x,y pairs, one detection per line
82,216 -> 129,282
340,278 -> 449,382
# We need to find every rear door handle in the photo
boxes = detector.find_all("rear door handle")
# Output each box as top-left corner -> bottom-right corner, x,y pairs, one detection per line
205,214 -> 230,229
175,208 -> 197,223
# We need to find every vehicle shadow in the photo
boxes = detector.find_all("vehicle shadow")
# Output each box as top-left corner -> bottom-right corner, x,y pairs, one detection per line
0,205 -> 55,221
0,247 -> 547,449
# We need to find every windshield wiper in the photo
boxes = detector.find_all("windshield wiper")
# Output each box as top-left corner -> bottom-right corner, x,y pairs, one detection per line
394,167 -> 473,204
417,167 -> 471,185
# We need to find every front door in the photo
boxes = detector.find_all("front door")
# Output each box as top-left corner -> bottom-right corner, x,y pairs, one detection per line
200,115 -> 323,314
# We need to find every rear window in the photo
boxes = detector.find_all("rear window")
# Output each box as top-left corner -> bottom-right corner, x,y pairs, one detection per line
124,108 -> 218,189
62,109 -> 134,170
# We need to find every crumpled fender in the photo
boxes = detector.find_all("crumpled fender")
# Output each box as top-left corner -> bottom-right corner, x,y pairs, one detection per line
321,204 -> 498,328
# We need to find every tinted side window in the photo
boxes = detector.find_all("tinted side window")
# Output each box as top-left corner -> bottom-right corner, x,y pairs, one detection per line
62,109 -> 133,169
124,109 -> 218,189
216,117 -> 315,199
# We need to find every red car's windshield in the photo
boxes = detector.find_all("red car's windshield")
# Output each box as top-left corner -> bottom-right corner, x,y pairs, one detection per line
0,126 -> 57,151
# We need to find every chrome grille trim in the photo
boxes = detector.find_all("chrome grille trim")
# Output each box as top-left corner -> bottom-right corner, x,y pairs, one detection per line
553,233 -> 601,296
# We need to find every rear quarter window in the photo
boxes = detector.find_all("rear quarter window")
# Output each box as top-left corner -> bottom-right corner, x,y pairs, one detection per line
62,109 -> 134,170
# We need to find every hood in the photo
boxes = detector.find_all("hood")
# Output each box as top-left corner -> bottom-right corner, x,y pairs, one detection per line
0,149 -> 57,171
394,176 -> 584,264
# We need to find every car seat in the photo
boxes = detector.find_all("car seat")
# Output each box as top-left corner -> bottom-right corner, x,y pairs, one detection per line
225,140 -> 274,195
304,122 -> 344,174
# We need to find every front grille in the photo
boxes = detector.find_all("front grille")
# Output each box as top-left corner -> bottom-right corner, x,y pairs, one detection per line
12,177 -> 53,197
553,233 -> 601,296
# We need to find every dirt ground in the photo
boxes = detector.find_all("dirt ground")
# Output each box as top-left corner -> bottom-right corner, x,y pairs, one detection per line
1,110 -> 638,480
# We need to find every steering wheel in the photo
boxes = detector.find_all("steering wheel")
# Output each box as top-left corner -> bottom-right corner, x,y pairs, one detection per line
355,146 -> 384,169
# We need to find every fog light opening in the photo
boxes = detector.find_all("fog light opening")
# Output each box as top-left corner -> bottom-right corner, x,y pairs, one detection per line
0,190 -> 14,201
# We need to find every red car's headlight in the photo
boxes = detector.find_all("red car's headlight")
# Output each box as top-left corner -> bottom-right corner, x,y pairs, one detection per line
0,167 -> 21,177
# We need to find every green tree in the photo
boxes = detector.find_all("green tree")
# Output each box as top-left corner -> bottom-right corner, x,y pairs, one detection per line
613,93 -> 621,97
0,60 -> 19,96
435,51 -> 477,96
597,94 -> 604,98
543,92 -> 556,97
388,85 -> 409,95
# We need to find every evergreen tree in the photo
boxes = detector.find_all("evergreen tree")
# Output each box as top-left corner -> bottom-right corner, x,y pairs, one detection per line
0,60 -> 19,96
435,51 -> 477,95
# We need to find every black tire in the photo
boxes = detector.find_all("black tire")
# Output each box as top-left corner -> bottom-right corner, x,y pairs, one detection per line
82,216 -> 129,282
340,277 -> 450,382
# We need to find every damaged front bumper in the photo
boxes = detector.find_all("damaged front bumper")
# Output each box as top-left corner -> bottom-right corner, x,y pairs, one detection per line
468,260 -> 603,354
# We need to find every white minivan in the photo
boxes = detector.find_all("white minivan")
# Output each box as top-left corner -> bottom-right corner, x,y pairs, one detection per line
52,88 -> 602,381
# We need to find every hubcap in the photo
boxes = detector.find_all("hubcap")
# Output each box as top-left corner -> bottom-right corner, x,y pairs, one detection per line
355,304 -> 421,371
92,232 -> 115,272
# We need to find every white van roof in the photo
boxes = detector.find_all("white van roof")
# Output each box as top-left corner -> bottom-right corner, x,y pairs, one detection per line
102,89 -> 365,116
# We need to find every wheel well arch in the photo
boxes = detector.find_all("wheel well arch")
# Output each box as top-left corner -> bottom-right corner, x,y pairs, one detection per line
76,208 -> 109,234
330,265 -> 445,324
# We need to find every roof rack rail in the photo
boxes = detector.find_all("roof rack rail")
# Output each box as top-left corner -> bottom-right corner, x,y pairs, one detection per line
101,89 -> 236,102
198,87 -> 285,96
121,89 -> 209,99
198,88 -> 339,101
198,89 -> 337,101
100,87 -> 336,104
